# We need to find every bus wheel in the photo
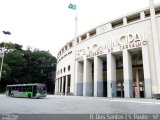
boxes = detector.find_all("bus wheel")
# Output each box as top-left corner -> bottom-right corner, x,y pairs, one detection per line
11,93 -> 14,97
28,94 -> 31,98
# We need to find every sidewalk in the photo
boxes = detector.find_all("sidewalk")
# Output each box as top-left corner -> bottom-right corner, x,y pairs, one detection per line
106,97 -> 160,104
2,94 -> 160,104
52,95 -> 160,104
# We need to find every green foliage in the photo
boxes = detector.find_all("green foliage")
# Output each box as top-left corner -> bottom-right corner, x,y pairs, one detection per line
1,63 -> 11,80
0,42 -> 22,52
5,51 -> 27,78
0,42 -> 57,94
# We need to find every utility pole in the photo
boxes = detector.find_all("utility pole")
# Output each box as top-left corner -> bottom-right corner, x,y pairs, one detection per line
0,31 -> 11,81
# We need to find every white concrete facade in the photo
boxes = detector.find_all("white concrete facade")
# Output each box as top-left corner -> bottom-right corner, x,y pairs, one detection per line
55,3 -> 160,98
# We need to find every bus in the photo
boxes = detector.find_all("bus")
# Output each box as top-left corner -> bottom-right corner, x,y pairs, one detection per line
6,83 -> 47,98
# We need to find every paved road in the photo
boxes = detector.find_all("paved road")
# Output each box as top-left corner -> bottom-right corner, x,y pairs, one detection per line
1,94 -> 160,114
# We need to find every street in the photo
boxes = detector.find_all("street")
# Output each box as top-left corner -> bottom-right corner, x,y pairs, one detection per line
0,94 -> 160,114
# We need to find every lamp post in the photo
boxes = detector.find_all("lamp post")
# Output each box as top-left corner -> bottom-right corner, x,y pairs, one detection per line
0,31 -> 11,81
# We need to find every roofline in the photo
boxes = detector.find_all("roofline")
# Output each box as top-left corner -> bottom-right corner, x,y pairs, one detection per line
57,3 -> 160,57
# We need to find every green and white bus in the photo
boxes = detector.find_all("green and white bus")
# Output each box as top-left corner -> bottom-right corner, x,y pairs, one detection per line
6,83 -> 47,98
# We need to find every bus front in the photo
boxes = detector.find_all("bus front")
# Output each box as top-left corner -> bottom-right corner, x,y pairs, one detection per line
36,84 -> 47,98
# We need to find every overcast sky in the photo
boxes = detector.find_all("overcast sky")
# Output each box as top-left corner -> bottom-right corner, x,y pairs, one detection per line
0,0 -> 160,57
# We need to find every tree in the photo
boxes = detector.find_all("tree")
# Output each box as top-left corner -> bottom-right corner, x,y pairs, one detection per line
23,50 -> 57,93
4,51 -> 27,83
0,42 -> 57,94
0,42 -> 22,53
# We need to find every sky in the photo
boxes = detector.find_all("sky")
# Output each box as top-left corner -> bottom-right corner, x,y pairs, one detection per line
0,0 -> 160,57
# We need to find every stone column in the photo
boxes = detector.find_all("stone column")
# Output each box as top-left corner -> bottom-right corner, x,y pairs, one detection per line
55,79 -> 59,95
150,0 -> 160,93
57,79 -> 59,94
78,37 -> 81,43
61,76 -> 64,95
121,83 -> 123,97
87,33 -> 90,39
83,58 -> 92,96
123,17 -> 127,25
55,79 -> 58,94
107,23 -> 112,31
107,53 -> 117,97
58,78 -> 61,94
75,61 -> 83,96
94,56 -> 103,97
140,11 -> 145,19
54,79 -> 58,95
123,50 -> 133,98
65,75 -> 68,95
142,46 -> 152,98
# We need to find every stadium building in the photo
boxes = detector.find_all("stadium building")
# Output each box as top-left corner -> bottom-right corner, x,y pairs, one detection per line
55,2 -> 160,98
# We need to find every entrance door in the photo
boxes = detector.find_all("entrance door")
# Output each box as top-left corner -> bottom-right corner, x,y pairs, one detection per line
9,87 -> 11,96
33,86 -> 37,97
134,69 -> 144,98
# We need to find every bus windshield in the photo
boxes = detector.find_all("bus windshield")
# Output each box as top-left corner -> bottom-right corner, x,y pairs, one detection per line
38,85 -> 47,93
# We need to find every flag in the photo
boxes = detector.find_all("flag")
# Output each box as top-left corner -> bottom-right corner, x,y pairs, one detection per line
68,3 -> 76,10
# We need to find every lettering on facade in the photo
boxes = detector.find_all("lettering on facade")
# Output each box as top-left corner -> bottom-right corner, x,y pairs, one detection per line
76,32 -> 147,61
98,24 -> 109,34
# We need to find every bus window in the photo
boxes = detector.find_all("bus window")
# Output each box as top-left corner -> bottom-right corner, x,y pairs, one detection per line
28,86 -> 32,92
19,86 -> 22,92
12,87 -> 15,90
15,87 -> 18,90
25,86 -> 27,92
26,86 -> 32,92
22,86 -> 25,92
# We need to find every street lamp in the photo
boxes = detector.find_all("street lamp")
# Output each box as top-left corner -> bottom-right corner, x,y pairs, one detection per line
0,31 -> 11,81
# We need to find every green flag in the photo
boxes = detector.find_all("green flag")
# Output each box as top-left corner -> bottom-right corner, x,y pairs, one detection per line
68,3 -> 76,10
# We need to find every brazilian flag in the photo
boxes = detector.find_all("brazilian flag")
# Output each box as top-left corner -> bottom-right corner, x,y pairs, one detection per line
68,3 -> 76,10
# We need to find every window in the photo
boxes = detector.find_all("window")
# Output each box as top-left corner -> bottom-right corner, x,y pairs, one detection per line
65,45 -> 68,50
68,51 -> 72,55
26,86 -> 32,92
19,86 -> 23,92
144,10 -> 150,18
155,7 -> 160,15
68,65 -> 71,71
69,42 -> 73,47
111,19 -> 123,28
89,29 -> 96,37
21,86 -> 25,92
127,13 -> 140,23
64,67 -> 66,73
12,87 -> 15,90
81,34 -> 87,41
15,87 -> 18,90
77,39 -> 79,43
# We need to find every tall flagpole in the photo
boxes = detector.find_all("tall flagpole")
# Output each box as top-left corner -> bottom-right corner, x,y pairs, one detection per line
75,9 -> 78,38
68,3 -> 78,95
74,6 -> 78,95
